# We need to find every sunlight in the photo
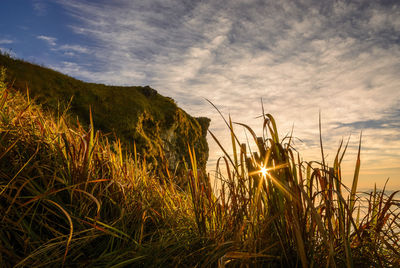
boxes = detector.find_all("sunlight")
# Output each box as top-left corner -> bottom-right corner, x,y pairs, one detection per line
260,166 -> 268,177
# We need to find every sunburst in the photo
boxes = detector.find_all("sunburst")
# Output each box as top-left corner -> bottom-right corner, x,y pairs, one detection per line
260,166 -> 268,177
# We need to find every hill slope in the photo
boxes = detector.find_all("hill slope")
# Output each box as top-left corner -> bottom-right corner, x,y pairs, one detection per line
0,53 -> 210,180
0,64 -> 398,267
0,67 -> 212,266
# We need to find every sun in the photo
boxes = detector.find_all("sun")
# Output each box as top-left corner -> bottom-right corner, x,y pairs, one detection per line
260,166 -> 268,177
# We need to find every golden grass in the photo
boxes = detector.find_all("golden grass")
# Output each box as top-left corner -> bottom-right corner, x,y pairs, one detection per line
0,67 -> 399,267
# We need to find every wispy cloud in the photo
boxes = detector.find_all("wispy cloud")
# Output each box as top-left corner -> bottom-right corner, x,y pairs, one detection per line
0,47 -> 17,58
50,61 -> 99,80
50,44 -> 90,56
0,39 -> 14,45
37,35 -> 57,46
58,44 -> 89,54
335,109 -> 400,130
33,0 -> 47,16
55,0 -> 400,188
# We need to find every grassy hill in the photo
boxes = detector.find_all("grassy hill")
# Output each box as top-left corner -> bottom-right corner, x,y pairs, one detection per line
0,67 -> 209,266
0,56 -> 399,267
0,52 -> 210,182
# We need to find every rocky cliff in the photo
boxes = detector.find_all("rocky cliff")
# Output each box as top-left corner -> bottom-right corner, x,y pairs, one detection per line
0,53 -> 210,182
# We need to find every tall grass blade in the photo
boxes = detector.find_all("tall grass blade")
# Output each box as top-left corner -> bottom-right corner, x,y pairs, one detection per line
350,132 -> 362,212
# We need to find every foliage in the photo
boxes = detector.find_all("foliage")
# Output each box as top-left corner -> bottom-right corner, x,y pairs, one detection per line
0,67 -> 6,89
0,53 -> 209,179
0,68 -> 208,267
0,67 -> 399,267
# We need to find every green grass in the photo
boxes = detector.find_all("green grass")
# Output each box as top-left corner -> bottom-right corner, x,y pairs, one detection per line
0,66 -> 399,267
0,53 -> 210,180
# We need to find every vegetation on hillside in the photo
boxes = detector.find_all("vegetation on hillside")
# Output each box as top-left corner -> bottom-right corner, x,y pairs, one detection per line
0,53 -> 210,182
0,66 -> 399,267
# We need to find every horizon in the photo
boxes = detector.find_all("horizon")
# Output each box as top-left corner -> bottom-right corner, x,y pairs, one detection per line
1,0 -> 399,189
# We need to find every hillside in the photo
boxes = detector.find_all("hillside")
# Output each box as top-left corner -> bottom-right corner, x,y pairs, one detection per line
0,52 -> 210,181
0,67 -> 211,266
0,65 -> 398,267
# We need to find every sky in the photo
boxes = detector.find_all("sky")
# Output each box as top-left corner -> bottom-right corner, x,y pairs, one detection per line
1,0 -> 399,190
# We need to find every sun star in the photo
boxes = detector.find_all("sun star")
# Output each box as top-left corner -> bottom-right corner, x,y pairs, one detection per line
260,166 -> 268,177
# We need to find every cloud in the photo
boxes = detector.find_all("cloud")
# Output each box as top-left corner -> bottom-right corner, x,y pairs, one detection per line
37,35 -> 57,46
335,109 -> 400,130
0,47 -> 17,58
50,61 -> 100,81
33,0 -> 47,16
58,44 -> 89,54
50,44 -> 90,56
0,39 -> 14,45
54,0 -> 400,188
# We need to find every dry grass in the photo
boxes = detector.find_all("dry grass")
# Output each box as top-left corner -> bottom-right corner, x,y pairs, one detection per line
0,66 -> 399,267
201,101 -> 400,267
